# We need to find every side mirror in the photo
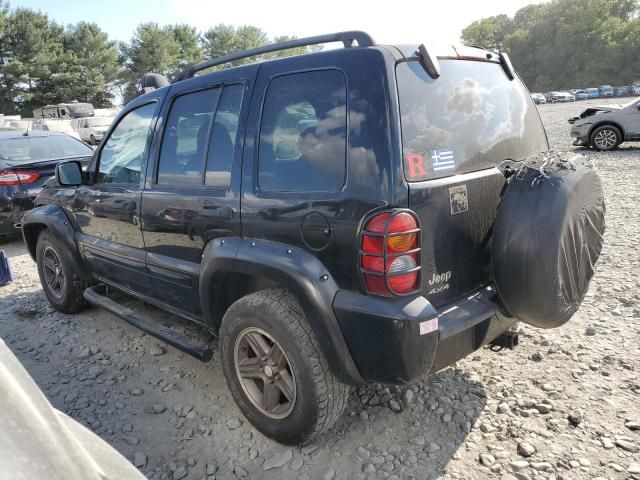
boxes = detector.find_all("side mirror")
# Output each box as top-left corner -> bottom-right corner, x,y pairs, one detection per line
56,161 -> 83,186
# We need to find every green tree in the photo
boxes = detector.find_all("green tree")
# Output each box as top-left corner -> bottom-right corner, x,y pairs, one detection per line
201,24 -> 268,66
0,0 -> 12,113
201,25 -> 316,69
461,14 -> 515,51
56,22 -> 120,107
1,8 -> 65,115
169,24 -> 204,68
462,0 -> 640,91
119,22 -> 204,102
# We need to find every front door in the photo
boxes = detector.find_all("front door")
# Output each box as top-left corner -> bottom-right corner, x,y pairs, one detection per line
628,100 -> 640,139
74,97 -> 162,295
141,70 -> 255,316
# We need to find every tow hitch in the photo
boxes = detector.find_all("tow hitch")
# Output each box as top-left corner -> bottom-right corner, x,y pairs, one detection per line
490,330 -> 519,351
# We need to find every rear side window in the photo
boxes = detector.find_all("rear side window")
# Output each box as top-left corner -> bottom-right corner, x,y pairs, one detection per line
397,60 -> 548,181
258,70 -> 347,192
157,88 -> 220,185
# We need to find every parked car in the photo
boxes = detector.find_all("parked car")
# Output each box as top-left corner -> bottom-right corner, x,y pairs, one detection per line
613,86 -> 630,97
21,32 -> 605,445
76,116 -> 114,145
7,120 -> 31,131
586,87 -> 600,98
31,119 -> 82,141
571,89 -> 589,100
531,93 -> 547,104
0,131 -> 93,239
634,84 -> 640,95
569,97 -> 640,150
0,339 -> 145,479
598,85 -> 614,97
548,91 -> 575,103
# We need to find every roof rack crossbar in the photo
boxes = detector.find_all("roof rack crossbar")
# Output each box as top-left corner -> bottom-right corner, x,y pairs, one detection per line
172,30 -> 374,82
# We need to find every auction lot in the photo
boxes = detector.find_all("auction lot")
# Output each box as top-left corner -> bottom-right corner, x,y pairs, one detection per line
1,98 -> 638,480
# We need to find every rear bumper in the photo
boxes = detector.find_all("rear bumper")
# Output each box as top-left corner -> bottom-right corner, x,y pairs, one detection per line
333,286 -> 515,384
0,192 -> 32,235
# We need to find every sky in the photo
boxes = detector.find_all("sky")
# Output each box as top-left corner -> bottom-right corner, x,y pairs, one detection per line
11,0 -> 547,44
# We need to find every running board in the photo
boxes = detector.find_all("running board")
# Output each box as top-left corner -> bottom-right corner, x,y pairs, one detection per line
83,285 -> 213,362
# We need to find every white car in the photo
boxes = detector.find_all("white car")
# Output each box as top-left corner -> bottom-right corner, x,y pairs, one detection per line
76,117 -> 114,145
31,119 -> 82,141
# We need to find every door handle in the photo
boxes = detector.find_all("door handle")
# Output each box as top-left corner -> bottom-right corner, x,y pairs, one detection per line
200,206 -> 233,220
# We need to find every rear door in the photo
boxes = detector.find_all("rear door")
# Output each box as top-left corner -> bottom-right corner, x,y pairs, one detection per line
396,57 -> 548,307
627,99 -> 640,139
141,67 -> 256,317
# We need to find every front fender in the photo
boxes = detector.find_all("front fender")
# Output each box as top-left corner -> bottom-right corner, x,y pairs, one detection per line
199,237 -> 364,385
21,204 -> 93,282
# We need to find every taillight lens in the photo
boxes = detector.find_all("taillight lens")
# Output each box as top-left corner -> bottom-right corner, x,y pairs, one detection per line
0,170 -> 41,185
360,210 -> 421,296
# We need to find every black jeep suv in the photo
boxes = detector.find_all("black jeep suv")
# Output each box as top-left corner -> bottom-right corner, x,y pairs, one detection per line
22,32 -> 605,444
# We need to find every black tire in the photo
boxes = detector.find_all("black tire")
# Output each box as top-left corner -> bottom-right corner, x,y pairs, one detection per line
219,288 -> 349,445
36,229 -> 87,313
590,125 -> 622,151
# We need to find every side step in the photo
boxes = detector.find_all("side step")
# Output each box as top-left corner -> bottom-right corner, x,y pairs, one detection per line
83,285 -> 213,362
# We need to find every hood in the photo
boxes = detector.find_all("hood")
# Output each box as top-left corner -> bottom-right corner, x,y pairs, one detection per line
590,104 -> 623,111
568,106 -> 617,124
0,155 -> 92,169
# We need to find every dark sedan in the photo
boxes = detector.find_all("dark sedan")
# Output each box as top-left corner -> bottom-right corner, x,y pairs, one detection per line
0,131 -> 93,239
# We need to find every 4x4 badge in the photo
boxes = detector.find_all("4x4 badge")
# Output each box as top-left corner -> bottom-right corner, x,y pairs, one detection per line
449,185 -> 469,215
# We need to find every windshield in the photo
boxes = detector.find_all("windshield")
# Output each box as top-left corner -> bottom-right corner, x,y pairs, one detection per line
0,135 -> 92,162
622,97 -> 640,109
397,59 -> 548,181
87,117 -> 113,127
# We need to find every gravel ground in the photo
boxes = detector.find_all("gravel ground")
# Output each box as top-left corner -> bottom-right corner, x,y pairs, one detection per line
1,97 -> 639,480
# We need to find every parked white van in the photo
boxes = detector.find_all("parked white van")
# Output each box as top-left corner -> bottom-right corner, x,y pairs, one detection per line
75,116 -> 114,145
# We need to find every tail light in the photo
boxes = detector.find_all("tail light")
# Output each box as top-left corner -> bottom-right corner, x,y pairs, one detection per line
360,209 -> 421,296
0,170 -> 41,185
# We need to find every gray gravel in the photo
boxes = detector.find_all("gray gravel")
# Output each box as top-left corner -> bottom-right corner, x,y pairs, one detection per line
1,97 -> 639,479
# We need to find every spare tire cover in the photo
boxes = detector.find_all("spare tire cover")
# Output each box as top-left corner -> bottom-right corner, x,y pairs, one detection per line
492,152 -> 605,328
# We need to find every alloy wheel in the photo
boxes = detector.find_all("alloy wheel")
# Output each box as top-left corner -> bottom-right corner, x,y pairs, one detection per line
41,246 -> 66,299
594,129 -> 617,150
233,327 -> 296,419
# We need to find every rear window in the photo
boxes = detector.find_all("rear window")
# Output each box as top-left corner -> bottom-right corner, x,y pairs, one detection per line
397,60 -> 548,182
0,135 -> 92,162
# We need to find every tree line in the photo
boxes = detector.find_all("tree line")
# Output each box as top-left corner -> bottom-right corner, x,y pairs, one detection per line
0,1 -> 315,116
461,0 -> 640,92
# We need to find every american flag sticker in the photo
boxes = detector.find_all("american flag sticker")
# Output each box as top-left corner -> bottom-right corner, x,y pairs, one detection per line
431,149 -> 455,172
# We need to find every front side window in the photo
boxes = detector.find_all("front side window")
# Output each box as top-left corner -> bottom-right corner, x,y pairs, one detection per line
96,103 -> 156,184
258,70 -> 347,192
157,88 -> 220,185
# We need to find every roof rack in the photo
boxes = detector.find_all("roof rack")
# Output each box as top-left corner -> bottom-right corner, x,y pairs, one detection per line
172,30 -> 375,82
